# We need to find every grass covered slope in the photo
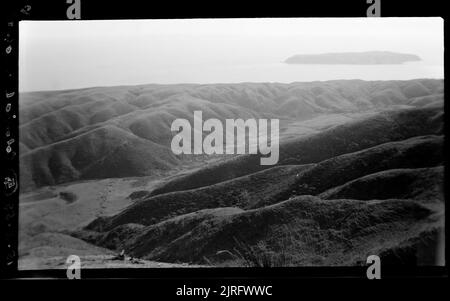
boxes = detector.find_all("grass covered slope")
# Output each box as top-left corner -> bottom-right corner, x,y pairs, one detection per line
319,166 -> 444,201
83,133 -> 442,233
20,125 -> 179,190
256,135 -> 443,208
74,103 -> 444,267
84,164 -> 313,231
76,196 -> 443,266
20,79 -> 445,267
150,106 -> 443,196
20,79 -> 443,190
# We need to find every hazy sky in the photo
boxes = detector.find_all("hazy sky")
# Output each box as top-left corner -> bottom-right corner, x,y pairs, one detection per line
19,18 -> 444,92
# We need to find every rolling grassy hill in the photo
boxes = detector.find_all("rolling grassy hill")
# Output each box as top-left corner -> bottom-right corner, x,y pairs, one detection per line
75,105 -> 444,267
20,79 -> 443,190
20,79 -> 445,267
75,195 -> 443,266
150,106 -> 443,196
319,166 -> 443,201
83,132 -> 443,233
20,125 -> 179,190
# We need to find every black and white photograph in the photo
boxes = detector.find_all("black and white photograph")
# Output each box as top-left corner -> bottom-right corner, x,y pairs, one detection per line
17,18 -> 444,270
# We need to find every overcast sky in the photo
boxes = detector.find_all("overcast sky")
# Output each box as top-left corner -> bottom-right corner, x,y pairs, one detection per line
19,18 -> 443,92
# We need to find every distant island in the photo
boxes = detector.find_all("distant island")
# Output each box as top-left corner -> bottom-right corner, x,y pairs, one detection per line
284,51 -> 421,65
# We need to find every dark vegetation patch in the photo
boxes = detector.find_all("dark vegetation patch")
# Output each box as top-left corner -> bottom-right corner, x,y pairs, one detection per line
59,191 -> 78,203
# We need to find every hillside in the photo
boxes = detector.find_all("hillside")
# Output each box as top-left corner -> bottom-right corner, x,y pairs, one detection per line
150,107 -> 443,196
19,79 -> 445,268
20,125 -> 179,190
83,132 -> 443,233
75,196 -> 443,266
319,166 -> 443,201
20,79 -> 443,189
